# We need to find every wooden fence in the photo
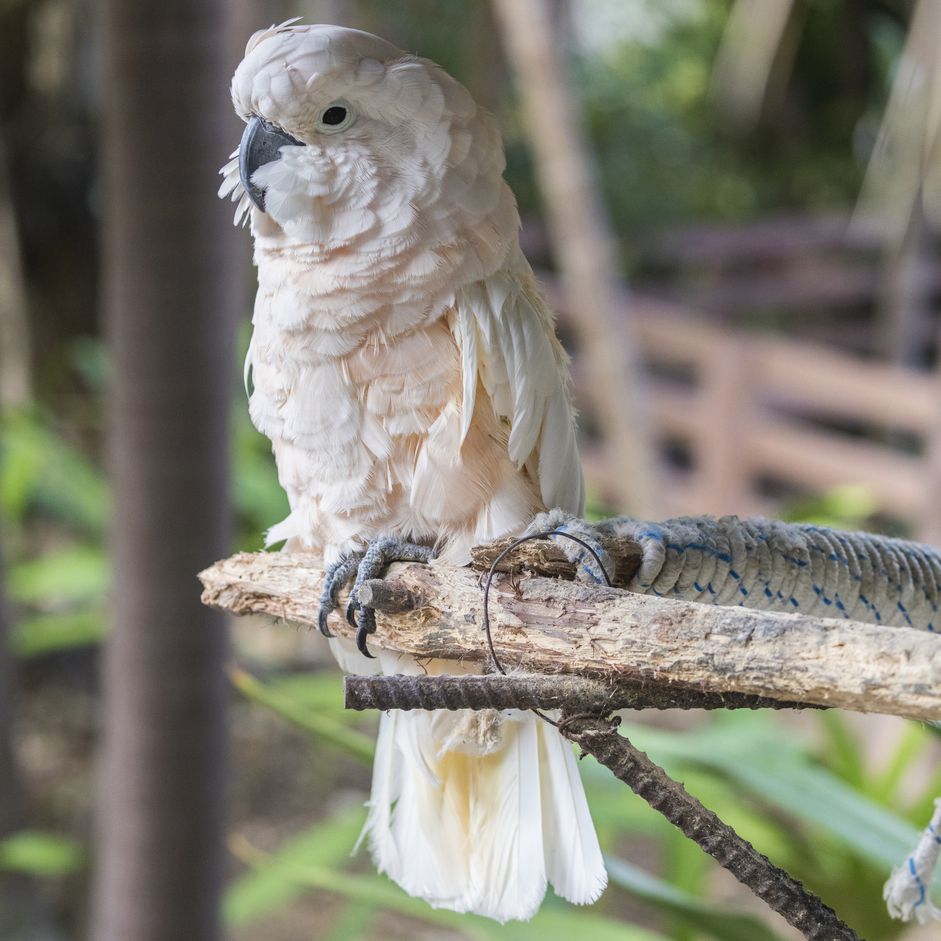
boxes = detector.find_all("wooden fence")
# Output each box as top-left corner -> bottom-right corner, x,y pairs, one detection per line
546,277 -> 941,543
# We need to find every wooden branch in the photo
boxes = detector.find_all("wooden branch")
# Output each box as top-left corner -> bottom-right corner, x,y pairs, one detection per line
199,550 -> 941,722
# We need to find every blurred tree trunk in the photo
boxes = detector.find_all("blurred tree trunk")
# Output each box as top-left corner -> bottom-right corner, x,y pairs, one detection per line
491,0 -> 657,516
90,3 -> 240,940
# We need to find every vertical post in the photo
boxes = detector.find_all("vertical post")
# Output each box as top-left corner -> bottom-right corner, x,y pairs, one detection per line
919,386 -> 941,545
91,3 -> 240,940
695,335 -> 754,516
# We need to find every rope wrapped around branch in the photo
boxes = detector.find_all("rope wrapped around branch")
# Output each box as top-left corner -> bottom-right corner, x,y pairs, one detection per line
533,510 -> 941,631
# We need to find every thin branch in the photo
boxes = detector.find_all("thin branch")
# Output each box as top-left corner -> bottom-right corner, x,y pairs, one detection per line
565,716 -> 861,941
342,674 -> 821,714
200,551 -> 941,722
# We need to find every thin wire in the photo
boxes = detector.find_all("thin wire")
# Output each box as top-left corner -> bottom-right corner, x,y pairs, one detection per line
481,529 -> 614,727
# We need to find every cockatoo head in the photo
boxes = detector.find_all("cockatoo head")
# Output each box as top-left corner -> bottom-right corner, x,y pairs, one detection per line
220,22 -> 509,249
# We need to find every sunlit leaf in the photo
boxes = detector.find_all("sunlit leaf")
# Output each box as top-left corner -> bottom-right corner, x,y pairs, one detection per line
871,721 -> 932,806
263,670 -> 350,716
9,608 -> 107,657
0,831 -> 84,876
7,544 -> 109,607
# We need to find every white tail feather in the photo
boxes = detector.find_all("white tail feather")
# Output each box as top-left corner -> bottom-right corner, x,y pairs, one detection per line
362,705 -> 606,922
538,721 -> 608,904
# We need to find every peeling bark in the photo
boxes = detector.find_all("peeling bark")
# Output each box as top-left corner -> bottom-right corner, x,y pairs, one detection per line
201,551 -> 941,723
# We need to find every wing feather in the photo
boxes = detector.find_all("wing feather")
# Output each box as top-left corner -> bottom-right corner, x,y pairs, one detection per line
452,256 -> 584,516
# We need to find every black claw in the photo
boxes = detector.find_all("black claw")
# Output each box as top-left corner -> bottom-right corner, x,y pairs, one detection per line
356,625 -> 376,658
317,605 -> 335,638
318,552 -> 364,640
330,537 -> 434,661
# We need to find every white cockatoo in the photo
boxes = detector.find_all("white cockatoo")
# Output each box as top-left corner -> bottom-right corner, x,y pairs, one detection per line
220,22 -> 606,922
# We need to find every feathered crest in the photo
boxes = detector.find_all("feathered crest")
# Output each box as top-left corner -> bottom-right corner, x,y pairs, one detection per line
244,16 -> 304,56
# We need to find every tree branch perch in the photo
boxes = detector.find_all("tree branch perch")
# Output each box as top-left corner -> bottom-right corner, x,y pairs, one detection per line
199,548 -> 941,722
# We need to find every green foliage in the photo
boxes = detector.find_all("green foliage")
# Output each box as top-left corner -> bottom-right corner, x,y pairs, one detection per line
604,713 -> 933,938
780,484 -> 879,532
605,857 -> 786,941
229,666 -> 375,763
7,544 -> 108,607
1,408 -> 111,656
0,350 -> 287,658
225,807 -> 366,927
226,813 -> 667,941
231,389 -> 289,551
0,409 -> 108,538
0,831 -> 84,876
8,608 -> 107,658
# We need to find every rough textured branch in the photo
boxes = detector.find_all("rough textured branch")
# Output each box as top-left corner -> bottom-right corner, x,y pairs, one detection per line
343,674 -> 820,713
199,551 -> 941,722
562,717 -> 861,941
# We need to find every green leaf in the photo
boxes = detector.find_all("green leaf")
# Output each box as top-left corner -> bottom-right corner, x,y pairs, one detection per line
231,405 -> 289,549
224,807 -> 366,927
9,608 -> 107,657
723,756 -> 921,870
871,720 -> 930,806
619,716 -> 923,871
606,857 -> 787,941
230,666 -> 374,763
817,711 -> 867,789
230,838 -> 665,941
0,411 -> 108,534
780,485 -> 877,530
321,900 -> 377,941
7,545 -> 109,607
262,670 -> 350,715
497,905 -> 665,941
0,831 -> 84,876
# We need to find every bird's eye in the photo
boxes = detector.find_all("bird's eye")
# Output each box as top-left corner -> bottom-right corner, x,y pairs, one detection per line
317,102 -> 353,133
322,106 -> 347,125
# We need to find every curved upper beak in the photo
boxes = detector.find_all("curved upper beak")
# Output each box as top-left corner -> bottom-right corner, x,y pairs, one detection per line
238,116 -> 304,213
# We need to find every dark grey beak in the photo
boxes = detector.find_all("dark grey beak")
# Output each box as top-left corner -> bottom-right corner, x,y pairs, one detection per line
238,116 -> 303,213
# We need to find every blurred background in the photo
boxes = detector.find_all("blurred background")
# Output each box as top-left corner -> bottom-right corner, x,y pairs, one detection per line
3,0 -> 941,938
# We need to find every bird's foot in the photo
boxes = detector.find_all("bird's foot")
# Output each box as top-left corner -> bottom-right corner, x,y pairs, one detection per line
527,510 -> 619,585
318,537 -> 433,657
317,552 -> 365,638
346,537 -> 434,657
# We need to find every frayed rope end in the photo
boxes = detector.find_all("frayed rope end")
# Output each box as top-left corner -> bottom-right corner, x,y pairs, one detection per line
884,799 -> 941,924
